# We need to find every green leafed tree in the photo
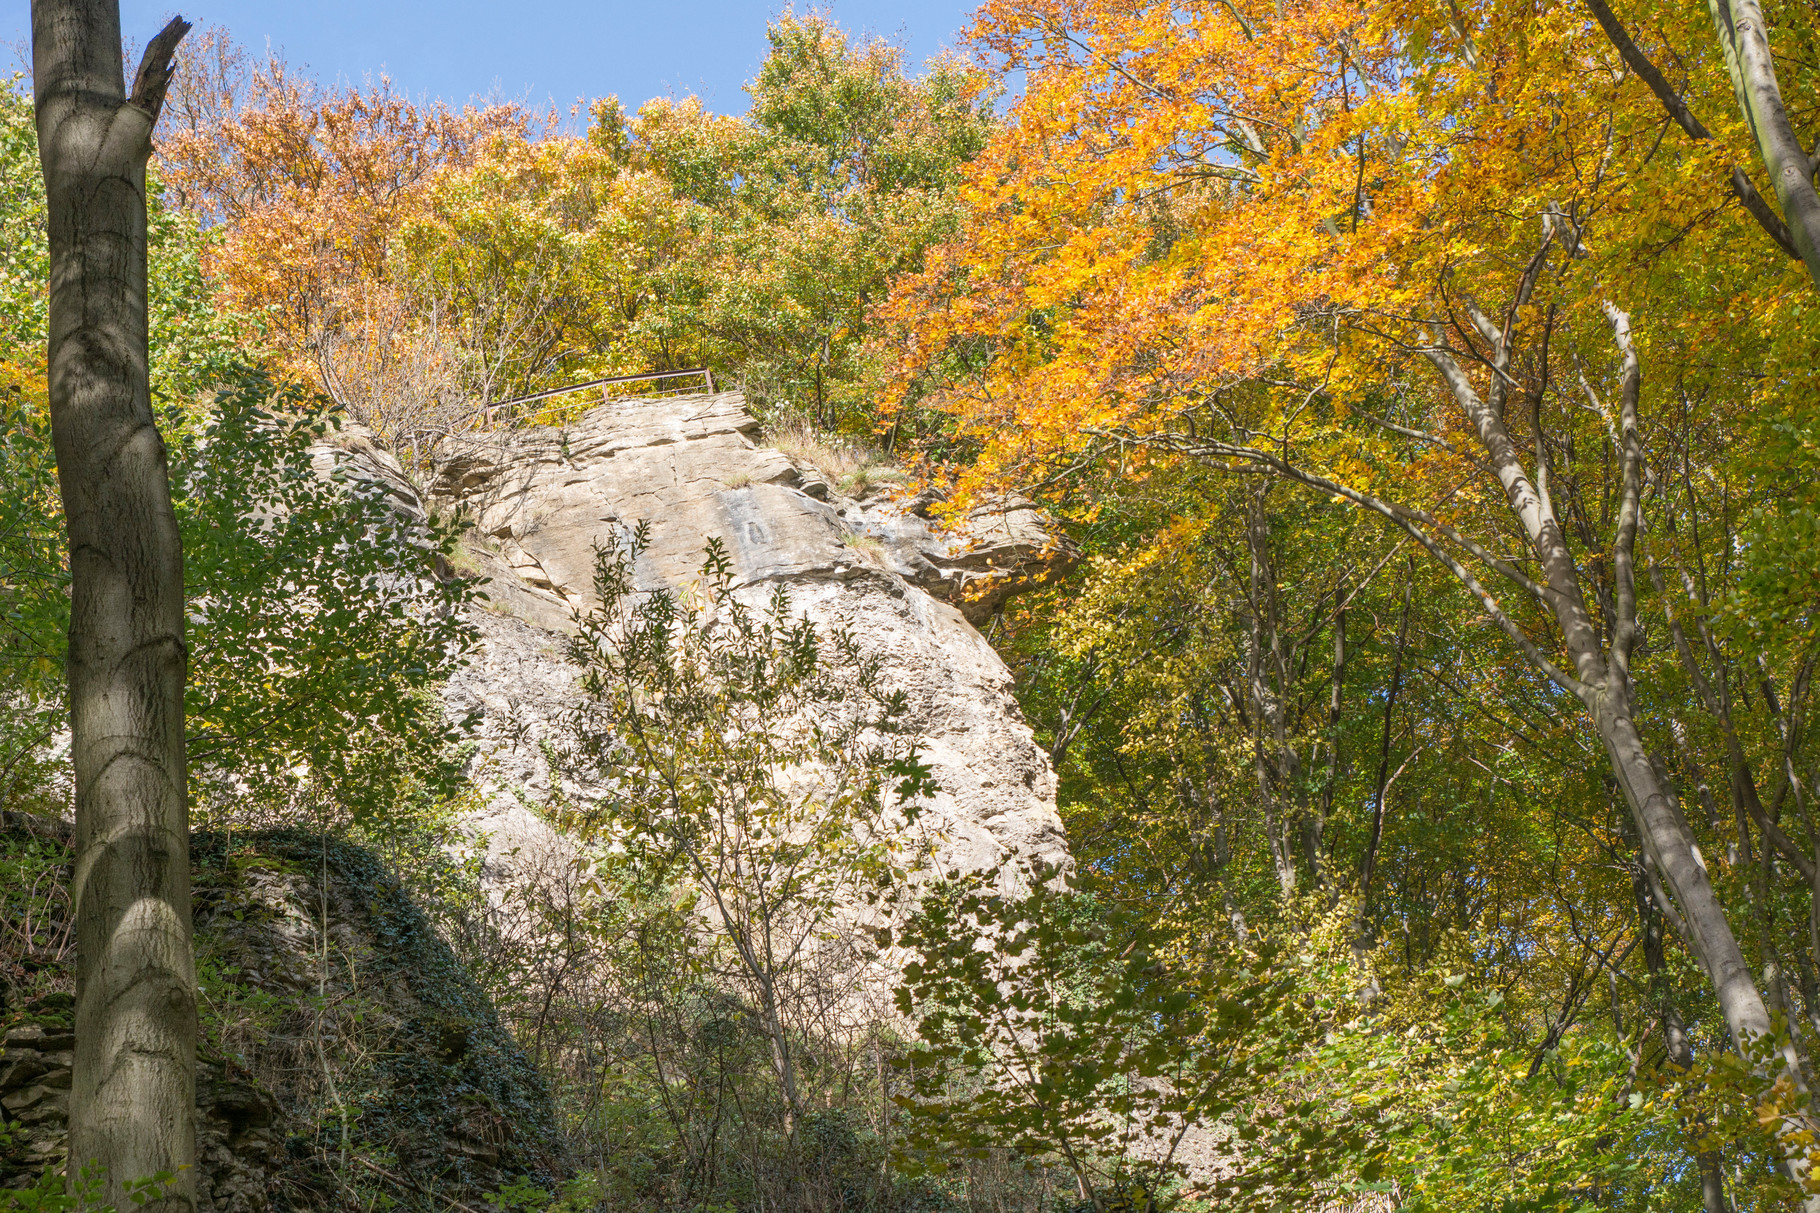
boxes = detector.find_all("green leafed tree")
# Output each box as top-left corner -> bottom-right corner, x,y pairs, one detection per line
632,13 -> 996,430
553,528 -> 936,1145
891,869 -> 1366,1212
3,74 -> 479,825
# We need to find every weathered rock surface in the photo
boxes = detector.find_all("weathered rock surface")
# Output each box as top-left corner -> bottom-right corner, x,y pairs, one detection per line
431,392 -> 1071,890
0,1014 -> 287,1213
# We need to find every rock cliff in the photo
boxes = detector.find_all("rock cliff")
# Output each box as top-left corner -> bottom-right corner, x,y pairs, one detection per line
427,391 -> 1070,892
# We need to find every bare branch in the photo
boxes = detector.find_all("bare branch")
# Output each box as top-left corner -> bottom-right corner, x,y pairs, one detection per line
128,16 -> 193,123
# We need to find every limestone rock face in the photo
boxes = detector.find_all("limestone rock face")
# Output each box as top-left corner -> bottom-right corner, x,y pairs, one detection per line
433,392 -> 1070,887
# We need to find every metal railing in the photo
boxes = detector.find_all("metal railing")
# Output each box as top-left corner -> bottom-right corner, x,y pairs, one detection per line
478,367 -> 716,425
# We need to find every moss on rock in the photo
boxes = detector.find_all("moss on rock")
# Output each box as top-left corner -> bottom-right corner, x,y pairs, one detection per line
1,817 -> 563,1211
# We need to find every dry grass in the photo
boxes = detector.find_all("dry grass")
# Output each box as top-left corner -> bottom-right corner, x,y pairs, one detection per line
841,531 -> 891,568
837,465 -> 906,496
767,419 -> 901,495
445,535 -> 493,579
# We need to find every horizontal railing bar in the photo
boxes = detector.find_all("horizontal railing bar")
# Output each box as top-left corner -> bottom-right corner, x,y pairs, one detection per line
480,367 -> 715,414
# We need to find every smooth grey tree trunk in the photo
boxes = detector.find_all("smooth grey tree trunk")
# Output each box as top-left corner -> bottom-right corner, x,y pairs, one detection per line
31,4 -> 195,1210
1435,297 -> 1820,1208
1627,819 -> 1732,1213
1706,0 -> 1820,289
1583,0 -> 1803,265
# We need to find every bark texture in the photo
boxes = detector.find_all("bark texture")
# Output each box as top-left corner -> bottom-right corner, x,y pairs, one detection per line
30,3 -> 196,1209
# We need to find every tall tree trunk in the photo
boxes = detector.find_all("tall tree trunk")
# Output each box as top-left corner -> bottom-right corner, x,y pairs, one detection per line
1427,294 -> 1820,1202
1705,0 -> 1820,288
1245,489 -> 1298,900
1629,820 -> 1730,1213
1594,660 -> 1817,1204
31,5 -> 194,1209
1358,572 -> 1412,906
1310,580 -> 1345,886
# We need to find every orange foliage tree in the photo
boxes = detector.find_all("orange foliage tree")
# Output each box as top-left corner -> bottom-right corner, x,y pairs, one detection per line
157,17 -> 994,454
879,0 -> 1820,1195
157,33 -> 541,415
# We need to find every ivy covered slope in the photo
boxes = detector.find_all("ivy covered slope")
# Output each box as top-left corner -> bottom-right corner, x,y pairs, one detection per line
0,814 -> 562,1211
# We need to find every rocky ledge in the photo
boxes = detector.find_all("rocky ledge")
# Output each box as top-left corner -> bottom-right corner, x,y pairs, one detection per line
426,392 -> 1073,891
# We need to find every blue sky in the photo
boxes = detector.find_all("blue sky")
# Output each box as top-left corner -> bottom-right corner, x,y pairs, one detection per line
7,1 -> 983,115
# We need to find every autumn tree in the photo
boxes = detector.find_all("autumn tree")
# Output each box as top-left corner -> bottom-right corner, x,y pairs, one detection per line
155,38 -> 538,423
166,15 -> 995,447
882,0 -> 1820,1199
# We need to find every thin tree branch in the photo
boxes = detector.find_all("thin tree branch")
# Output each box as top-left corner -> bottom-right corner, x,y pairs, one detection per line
1087,427 -> 1591,697
1582,0 -> 1801,259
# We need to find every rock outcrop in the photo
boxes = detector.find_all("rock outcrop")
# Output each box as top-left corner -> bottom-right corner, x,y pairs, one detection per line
2,1010 -> 287,1213
430,391 -> 1071,891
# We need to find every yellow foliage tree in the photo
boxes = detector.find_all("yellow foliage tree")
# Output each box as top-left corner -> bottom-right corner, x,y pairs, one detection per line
880,0 -> 1820,1197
